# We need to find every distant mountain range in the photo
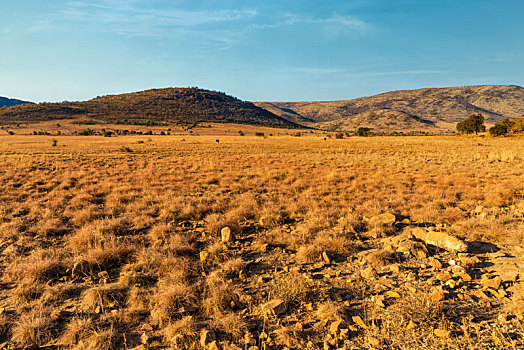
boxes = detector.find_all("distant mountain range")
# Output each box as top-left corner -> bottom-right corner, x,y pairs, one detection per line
0,96 -> 31,108
255,85 -> 524,131
1,85 -> 523,131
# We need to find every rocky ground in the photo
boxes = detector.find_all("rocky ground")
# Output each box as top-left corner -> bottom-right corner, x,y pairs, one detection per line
129,207 -> 524,349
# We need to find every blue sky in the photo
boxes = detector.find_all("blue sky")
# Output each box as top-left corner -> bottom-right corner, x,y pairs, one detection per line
1,0 -> 523,102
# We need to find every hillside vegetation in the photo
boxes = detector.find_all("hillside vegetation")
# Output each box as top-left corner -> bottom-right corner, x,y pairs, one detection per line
256,85 -> 524,131
0,88 -> 298,128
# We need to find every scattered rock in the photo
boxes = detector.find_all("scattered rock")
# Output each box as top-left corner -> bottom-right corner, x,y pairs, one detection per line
429,291 -> 445,302
434,329 -> 451,339
369,213 -> 397,227
200,251 -> 209,263
436,272 -> 452,282
352,315 -> 367,329
481,276 -> 502,290
141,332 -> 152,345
424,231 -> 468,252
428,258 -> 443,269
261,299 -> 287,316
322,251 -> 331,264
329,320 -> 345,334
200,330 -> 216,348
458,272 -> 472,282
221,227 -> 234,243
385,290 -> 401,298
368,336 -> 381,346
360,267 -> 379,280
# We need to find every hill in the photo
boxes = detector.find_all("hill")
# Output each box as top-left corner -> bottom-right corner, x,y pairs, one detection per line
255,85 -> 524,131
0,96 -> 31,108
0,88 -> 299,128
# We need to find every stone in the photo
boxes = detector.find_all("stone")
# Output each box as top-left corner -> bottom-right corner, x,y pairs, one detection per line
141,332 -> 152,345
416,250 -> 428,259
361,267 -> 379,280
389,263 -> 401,273
458,272 -> 472,282
436,272 -> 452,282
245,333 -> 256,345
352,315 -> 367,329
412,227 -> 427,241
385,290 -> 400,298
429,291 -> 445,302
261,299 -> 287,316
425,231 -> 468,252
368,336 -> 381,346
329,320 -> 345,334
200,330 -> 216,348
369,213 -> 397,227
221,227 -> 234,243
445,279 -> 458,289
434,329 -> 451,338
481,276 -> 502,290
429,258 -> 443,269
200,251 -> 209,263
207,340 -> 219,350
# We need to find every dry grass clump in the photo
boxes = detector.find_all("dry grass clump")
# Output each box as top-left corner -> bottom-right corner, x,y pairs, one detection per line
210,312 -> 248,341
80,285 -> 127,313
313,230 -> 358,259
204,212 -> 241,237
150,282 -> 198,326
366,249 -> 399,268
269,274 -> 316,304
0,314 -> 12,340
41,283 -> 84,305
315,300 -> 347,323
202,271 -> 241,316
273,326 -> 302,348
3,248 -> 69,286
76,325 -> 119,350
163,316 -> 198,348
296,244 -> 322,263
60,317 -> 94,346
11,311 -> 55,348
364,293 -> 450,348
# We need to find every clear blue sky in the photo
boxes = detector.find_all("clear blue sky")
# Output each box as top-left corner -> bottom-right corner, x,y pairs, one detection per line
1,0 -> 523,102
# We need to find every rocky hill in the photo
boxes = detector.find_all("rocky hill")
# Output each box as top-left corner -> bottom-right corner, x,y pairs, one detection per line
256,85 -> 524,131
0,88 -> 299,128
0,96 -> 31,108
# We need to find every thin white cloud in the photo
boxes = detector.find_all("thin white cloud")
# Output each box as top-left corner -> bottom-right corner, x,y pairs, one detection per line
26,2 -> 370,50
282,13 -> 368,33
292,67 -> 345,74
250,13 -> 370,35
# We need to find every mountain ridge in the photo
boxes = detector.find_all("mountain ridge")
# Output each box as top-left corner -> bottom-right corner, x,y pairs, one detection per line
255,85 -> 524,131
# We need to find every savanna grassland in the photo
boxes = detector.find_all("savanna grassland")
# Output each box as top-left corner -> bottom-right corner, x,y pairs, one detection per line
0,133 -> 523,350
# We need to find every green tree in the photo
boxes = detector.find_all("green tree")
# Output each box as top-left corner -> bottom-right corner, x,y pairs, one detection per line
489,118 -> 513,136
456,114 -> 486,135
356,127 -> 372,137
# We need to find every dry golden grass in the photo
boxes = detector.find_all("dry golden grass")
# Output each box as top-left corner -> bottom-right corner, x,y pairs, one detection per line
0,132 -> 523,349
